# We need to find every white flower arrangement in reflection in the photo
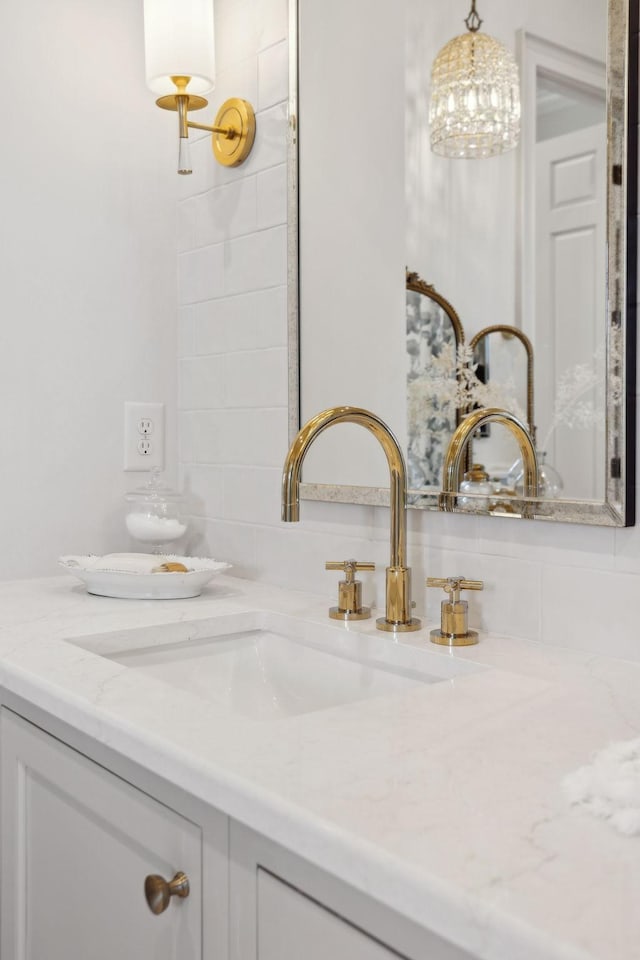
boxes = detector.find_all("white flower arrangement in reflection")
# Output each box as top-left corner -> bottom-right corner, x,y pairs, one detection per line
407,342 -> 526,433
538,329 -> 622,452
410,333 -> 621,442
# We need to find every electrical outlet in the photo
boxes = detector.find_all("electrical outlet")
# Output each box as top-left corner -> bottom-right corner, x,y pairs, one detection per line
124,402 -> 165,471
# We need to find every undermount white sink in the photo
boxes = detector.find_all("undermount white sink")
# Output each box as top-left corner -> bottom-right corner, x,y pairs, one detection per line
72,611 -> 485,720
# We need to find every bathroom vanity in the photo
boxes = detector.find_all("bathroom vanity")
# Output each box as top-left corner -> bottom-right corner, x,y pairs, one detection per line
1,710 -> 467,960
1,574 -> 639,960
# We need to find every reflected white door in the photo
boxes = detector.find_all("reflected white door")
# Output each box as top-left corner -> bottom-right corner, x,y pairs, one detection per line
535,122 -> 606,500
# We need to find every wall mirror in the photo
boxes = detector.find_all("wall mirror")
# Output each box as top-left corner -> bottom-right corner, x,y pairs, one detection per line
289,0 -> 636,526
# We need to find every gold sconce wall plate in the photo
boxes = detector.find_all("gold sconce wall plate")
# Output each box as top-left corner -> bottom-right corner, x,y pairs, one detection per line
212,98 -> 256,166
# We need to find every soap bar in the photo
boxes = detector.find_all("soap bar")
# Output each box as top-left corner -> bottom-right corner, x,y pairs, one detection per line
152,562 -> 190,573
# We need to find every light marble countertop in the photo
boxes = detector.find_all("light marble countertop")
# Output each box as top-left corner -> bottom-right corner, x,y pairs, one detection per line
0,572 -> 637,960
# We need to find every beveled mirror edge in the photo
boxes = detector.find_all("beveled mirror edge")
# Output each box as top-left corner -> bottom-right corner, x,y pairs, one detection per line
621,0 -> 637,526
287,0 -> 300,443
288,0 -> 637,527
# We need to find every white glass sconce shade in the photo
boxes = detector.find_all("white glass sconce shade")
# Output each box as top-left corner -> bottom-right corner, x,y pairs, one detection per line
429,31 -> 521,159
143,0 -> 215,96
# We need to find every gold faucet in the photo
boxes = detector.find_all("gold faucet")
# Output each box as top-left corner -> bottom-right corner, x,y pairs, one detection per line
282,406 -> 421,632
441,407 -> 539,513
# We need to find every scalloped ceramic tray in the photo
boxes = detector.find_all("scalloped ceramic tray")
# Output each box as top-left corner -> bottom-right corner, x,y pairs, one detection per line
59,553 -> 231,600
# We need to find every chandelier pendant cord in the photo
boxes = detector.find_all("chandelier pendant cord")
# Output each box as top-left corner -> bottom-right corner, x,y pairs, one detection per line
465,0 -> 483,32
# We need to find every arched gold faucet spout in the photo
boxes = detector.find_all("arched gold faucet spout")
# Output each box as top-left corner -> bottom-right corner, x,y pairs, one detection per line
282,406 -> 421,632
440,407 -> 539,514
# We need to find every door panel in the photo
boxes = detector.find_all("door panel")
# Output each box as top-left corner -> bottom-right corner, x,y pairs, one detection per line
1,709 -> 202,960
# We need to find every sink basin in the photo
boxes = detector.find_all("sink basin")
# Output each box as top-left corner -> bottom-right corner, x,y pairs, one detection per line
71,610 -> 485,720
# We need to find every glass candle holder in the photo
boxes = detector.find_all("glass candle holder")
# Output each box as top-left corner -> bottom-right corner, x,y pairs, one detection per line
125,468 -> 188,554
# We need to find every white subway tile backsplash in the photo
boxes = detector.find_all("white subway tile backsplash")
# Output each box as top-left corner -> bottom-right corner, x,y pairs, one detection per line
246,102 -> 288,172
255,523 -> 385,598
177,197 -> 198,253
223,466 -> 281,524
212,58 -> 260,138
226,284 -> 287,350
196,286 -> 286,354
179,355 -> 226,410
477,553 -> 542,641
215,0 -> 259,70
191,518 -> 258,578
178,306 -> 196,358
257,163 -> 287,229
183,464 -> 226,519
407,508 -> 480,553
183,408 -> 288,467
188,411 -> 225,463
256,0 -> 288,50
218,407 -> 289,466
189,177 -> 258,248
189,299 -> 228,356
541,563 -> 640,659
258,40 -> 289,110
476,514 -> 616,571
298,500 -> 377,542
223,224 -> 287,295
179,412 -> 196,464
178,244 -> 225,305
224,347 -> 288,408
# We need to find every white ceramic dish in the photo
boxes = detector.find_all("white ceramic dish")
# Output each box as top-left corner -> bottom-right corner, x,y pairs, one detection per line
59,553 -> 231,600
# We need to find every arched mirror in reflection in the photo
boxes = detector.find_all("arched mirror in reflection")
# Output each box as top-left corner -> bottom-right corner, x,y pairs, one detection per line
406,270 -> 464,489
465,326 -> 539,502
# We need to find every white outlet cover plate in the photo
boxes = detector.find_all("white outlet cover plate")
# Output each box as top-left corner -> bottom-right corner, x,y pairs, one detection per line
124,402 -> 165,471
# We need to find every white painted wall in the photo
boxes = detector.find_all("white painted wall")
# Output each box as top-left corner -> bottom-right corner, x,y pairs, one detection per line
179,0 -> 640,664
298,0 -> 406,489
0,0 -> 178,579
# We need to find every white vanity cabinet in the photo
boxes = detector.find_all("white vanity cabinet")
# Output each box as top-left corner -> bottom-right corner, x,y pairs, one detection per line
255,871 -> 404,960
0,709 -> 226,960
229,823 -> 474,960
0,706 -> 473,960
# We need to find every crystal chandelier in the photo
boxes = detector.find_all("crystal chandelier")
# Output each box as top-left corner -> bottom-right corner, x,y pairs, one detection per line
429,1 -> 521,159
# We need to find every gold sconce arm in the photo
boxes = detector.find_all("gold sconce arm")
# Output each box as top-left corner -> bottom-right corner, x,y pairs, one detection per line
155,76 -> 256,172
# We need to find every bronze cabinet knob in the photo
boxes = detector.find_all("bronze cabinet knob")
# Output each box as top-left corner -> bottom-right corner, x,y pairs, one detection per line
144,871 -> 190,915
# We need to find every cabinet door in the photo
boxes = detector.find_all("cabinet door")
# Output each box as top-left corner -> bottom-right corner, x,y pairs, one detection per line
1,709 -> 202,960
257,870 -> 403,960
230,823 -> 474,960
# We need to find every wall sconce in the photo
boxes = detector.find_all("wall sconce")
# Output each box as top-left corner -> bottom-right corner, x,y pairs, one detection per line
143,0 -> 256,175
429,0 -> 520,159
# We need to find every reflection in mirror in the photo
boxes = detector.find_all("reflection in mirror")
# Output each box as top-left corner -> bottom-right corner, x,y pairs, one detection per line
408,0 -> 607,506
406,271 -> 463,489
294,0 -> 636,526
467,325 -> 538,495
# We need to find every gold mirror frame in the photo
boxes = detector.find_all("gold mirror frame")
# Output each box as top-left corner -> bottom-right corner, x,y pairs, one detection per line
288,0 -> 637,526
406,270 -> 465,351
